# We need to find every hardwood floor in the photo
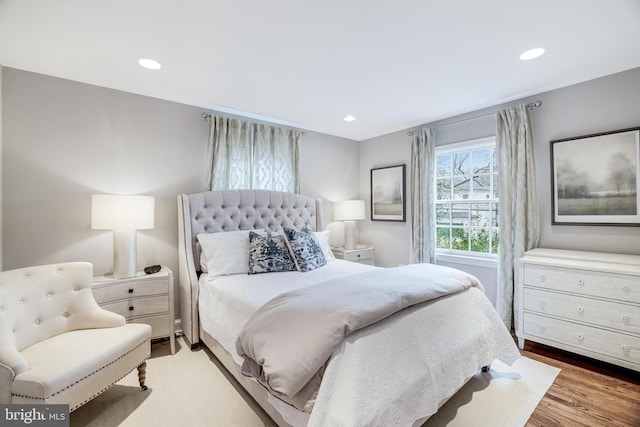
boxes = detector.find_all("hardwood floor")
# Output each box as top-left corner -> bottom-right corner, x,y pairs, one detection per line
522,342 -> 640,427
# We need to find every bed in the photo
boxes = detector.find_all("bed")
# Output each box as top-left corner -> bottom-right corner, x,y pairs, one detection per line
177,189 -> 520,427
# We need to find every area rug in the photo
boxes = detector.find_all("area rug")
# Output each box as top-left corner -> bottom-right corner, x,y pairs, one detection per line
71,339 -> 559,427
423,356 -> 561,427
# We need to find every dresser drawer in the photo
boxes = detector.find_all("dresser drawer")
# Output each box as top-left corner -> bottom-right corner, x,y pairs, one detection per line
93,279 -> 168,304
523,312 -> 640,367
523,264 -> 640,304
343,250 -> 374,263
130,314 -> 171,339
100,295 -> 169,319
523,288 -> 640,335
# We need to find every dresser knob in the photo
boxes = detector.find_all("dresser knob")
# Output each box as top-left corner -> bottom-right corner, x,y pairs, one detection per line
622,315 -> 630,323
621,345 -> 630,353
577,333 -> 584,342
129,306 -> 134,311
577,279 -> 584,286
577,306 -> 584,314
539,275 -> 546,283
622,285 -> 630,293
128,289 -> 134,294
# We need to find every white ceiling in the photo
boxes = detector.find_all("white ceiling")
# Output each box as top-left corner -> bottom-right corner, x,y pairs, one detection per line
1,1 -> 639,141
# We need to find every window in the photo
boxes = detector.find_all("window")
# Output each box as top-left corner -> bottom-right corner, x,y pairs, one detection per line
435,137 -> 499,255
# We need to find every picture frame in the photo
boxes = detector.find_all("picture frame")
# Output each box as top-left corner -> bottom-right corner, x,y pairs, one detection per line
551,126 -> 640,226
371,164 -> 406,222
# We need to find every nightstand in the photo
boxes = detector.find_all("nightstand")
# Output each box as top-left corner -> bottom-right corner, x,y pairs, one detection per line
332,245 -> 375,266
93,266 -> 175,355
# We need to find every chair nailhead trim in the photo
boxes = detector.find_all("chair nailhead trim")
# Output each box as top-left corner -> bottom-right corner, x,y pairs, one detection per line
11,338 -> 151,410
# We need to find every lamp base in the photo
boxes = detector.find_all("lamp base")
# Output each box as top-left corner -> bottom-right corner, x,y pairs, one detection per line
343,220 -> 357,250
113,230 -> 137,279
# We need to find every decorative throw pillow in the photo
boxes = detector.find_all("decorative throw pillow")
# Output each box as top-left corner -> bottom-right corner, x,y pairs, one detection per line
248,231 -> 296,274
283,226 -> 327,272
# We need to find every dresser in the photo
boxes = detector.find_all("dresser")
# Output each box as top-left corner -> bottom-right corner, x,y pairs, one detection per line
331,245 -> 375,265
93,266 -> 175,354
517,248 -> 640,372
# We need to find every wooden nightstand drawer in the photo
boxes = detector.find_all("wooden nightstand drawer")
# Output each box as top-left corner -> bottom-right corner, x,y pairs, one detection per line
332,246 -> 375,266
131,314 -> 171,340
93,279 -> 168,304
101,295 -> 169,318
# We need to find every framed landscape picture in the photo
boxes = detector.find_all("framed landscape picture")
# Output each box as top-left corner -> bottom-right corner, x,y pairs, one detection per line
551,127 -> 640,226
371,164 -> 406,221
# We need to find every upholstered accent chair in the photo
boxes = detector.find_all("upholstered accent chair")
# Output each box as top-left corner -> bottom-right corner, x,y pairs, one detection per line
0,262 -> 151,411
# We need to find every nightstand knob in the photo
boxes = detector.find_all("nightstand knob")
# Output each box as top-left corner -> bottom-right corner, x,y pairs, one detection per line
129,306 -> 134,311
577,306 -> 584,314
357,254 -> 361,258
622,315 -> 631,323
577,333 -> 584,342
128,288 -> 134,294
621,345 -> 630,353
622,285 -> 630,293
577,279 -> 584,286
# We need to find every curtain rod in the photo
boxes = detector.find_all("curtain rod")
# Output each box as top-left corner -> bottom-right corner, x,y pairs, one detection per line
407,100 -> 542,136
201,112 -> 306,135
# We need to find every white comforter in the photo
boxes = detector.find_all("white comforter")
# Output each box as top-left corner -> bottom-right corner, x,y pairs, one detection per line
199,260 -> 520,427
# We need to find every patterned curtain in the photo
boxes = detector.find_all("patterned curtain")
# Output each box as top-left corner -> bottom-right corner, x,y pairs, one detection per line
253,124 -> 300,193
496,104 -> 539,330
206,115 -> 300,192
410,127 -> 436,264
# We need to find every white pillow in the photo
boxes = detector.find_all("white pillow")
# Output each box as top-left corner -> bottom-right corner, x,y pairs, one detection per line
197,230 -> 265,277
314,230 -> 335,260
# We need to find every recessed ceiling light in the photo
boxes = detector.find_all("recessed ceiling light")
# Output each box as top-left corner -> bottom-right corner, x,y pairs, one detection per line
519,48 -> 545,61
344,115 -> 356,122
138,58 -> 162,70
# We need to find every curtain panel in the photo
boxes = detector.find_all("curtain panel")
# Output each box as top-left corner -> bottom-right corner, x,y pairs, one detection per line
496,104 -> 540,330
206,115 -> 301,192
410,127 -> 436,264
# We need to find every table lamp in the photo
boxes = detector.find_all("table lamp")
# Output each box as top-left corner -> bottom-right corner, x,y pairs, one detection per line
91,194 -> 155,279
334,200 -> 366,250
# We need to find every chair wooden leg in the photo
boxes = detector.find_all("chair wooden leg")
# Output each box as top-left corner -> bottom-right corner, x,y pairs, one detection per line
137,361 -> 148,390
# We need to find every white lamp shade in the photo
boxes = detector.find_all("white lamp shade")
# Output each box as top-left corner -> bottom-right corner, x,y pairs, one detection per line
334,200 -> 366,221
91,194 -> 155,230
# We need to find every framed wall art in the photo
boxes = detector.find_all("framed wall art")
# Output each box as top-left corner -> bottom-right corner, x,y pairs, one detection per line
371,164 -> 406,222
551,126 -> 640,226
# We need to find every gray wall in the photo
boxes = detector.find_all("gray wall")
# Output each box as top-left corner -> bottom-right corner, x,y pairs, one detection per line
359,67 -> 640,305
2,67 -> 360,318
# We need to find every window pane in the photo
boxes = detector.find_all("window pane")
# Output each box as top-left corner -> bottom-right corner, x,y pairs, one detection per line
471,203 -> 490,227
436,228 -> 450,249
492,228 -> 500,254
453,152 -> 470,175
491,203 -> 499,228
473,174 -> 491,199
451,203 -> 470,227
493,173 -> 499,198
470,228 -> 490,253
437,178 -> 451,200
451,228 -> 469,251
436,204 -> 451,226
437,155 -> 451,178
453,176 -> 470,199
472,148 -> 491,174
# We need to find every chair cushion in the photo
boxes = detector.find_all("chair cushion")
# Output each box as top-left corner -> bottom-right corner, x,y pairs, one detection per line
12,323 -> 151,410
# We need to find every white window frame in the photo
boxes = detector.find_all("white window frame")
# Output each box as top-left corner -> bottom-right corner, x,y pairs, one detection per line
435,136 -> 498,260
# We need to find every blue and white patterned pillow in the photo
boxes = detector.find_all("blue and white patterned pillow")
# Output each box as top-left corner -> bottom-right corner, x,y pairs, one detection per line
248,231 -> 296,274
283,226 -> 327,272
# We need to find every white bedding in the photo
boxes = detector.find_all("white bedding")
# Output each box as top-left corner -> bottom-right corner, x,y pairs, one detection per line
198,259 -> 520,427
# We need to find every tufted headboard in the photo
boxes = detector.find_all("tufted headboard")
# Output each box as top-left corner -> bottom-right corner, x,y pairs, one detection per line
177,189 -> 325,346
